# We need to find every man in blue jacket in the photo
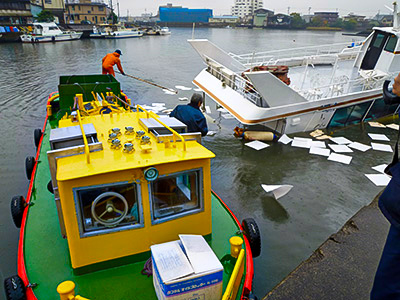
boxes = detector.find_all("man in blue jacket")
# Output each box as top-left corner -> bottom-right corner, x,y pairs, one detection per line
170,93 -> 208,137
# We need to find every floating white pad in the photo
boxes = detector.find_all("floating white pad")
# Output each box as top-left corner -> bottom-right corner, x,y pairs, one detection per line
291,139 -> 311,149
328,144 -> 353,153
368,133 -> 390,142
310,141 -> 326,148
329,137 -> 352,145
387,124 -> 400,130
365,174 -> 391,186
371,143 -> 393,153
163,89 -> 176,95
278,134 -> 292,145
309,147 -> 331,157
222,114 -> 235,119
348,142 -> 371,152
179,97 -> 188,101
205,106 -> 211,114
261,184 -> 293,200
328,153 -> 352,165
372,164 -> 388,174
175,85 -> 192,91
245,140 -> 270,150
368,122 -> 386,128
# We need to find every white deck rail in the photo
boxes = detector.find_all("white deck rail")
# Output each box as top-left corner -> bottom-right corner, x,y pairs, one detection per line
230,42 -> 363,67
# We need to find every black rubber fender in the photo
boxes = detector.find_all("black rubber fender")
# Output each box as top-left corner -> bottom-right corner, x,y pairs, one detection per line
25,156 -> 35,180
47,180 -> 54,194
34,129 -> 42,148
242,218 -> 261,258
11,196 -> 26,228
4,275 -> 26,300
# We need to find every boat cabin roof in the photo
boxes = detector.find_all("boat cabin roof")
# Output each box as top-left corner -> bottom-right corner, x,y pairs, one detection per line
55,112 -> 215,182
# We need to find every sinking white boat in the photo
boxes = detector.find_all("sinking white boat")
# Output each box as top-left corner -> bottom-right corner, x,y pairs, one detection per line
20,22 -> 82,43
190,5 -> 400,135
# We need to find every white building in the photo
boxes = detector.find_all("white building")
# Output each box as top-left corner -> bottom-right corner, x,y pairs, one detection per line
231,0 -> 263,18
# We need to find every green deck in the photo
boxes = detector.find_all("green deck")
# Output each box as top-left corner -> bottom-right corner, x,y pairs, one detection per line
23,122 -> 246,299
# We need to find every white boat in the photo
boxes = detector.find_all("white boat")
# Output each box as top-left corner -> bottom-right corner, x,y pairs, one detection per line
104,26 -> 143,39
189,5 -> 400,135
20,22 -> 82,43
90,25 -> 105,38
160,27 -> 171,35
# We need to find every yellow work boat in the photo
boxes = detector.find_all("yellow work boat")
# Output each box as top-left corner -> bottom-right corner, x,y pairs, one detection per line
4,75 -> 260,300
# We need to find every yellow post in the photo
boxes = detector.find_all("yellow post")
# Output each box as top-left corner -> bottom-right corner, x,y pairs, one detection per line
57,281 -> 75,300
76,94 -> 84,110
47,104 -> 52,116
230,236 -> 243,258
76,110 -> 90,164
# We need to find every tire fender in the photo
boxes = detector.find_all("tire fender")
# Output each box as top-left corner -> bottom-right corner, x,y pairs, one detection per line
34,128 -> 42,148
4,275 -> 26,300
242,218 -> 261,258
25,156 -> 35,180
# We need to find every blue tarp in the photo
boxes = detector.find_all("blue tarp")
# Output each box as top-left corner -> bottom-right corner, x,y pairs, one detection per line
159,7 -> 213,23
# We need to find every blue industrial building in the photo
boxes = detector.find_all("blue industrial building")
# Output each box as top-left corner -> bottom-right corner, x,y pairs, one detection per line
159,6 -> 213,23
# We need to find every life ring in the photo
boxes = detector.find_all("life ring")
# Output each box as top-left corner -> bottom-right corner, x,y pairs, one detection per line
10,195 -> 26,228
25,156 -> 35,180
4,275 -> 26,300
34,128 -> 42,148
242,218 -> 261,258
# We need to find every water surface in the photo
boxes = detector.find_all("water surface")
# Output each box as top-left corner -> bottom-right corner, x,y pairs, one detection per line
0,28 -> 393,298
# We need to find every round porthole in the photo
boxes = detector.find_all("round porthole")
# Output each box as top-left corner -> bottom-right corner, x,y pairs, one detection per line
144,167 -> 159,182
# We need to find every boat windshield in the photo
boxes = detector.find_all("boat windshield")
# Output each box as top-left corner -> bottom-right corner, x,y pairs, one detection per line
74,182 -> 142,237
49,26 -> 59,30
150,169 -> 203,224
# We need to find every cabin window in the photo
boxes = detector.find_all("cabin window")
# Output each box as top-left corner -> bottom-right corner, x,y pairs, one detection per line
150,169 -> 203,224
74,182 -> 143,237
372,33 -> 386,48
385,35 -> 398,53
327,101 -> 372,128
364,98 -> 399,121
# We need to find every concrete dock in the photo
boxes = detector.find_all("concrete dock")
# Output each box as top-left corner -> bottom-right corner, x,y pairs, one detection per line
264,195 -> 390,300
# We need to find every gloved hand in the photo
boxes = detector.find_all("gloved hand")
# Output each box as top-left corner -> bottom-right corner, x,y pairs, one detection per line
121,72 -> 126,76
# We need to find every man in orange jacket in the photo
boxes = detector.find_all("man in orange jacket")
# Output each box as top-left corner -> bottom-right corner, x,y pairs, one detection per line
102,49 -> 125,77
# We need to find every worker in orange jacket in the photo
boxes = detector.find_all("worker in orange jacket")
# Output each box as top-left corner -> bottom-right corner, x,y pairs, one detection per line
102,49 -> 125,77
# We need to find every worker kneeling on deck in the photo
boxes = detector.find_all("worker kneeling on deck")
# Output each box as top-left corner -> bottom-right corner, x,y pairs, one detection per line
170,93 -> 208,137
102,49 -> 125,77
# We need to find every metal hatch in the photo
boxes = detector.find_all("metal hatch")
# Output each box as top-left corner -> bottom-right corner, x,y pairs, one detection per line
49,123 -> 98,150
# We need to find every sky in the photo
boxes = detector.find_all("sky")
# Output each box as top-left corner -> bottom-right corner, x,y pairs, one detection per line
114,0 -> 393,18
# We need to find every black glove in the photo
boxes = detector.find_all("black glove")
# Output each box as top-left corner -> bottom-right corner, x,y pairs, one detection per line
122,72 -> 126,76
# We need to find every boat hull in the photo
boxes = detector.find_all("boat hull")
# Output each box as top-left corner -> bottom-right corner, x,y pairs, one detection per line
20,33 -> 83,43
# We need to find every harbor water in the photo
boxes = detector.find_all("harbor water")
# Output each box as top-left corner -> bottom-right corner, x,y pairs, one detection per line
0,28 -> 395,298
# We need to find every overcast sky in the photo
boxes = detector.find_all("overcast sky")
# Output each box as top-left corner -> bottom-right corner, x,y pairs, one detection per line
115,0 -> 393,18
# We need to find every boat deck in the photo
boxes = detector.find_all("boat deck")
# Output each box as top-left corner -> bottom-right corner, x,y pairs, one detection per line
23,122 -> 246,299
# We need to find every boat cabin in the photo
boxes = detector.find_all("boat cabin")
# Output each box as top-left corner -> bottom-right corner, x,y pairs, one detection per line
47,75 -> 214,272
32,22 -> 63,36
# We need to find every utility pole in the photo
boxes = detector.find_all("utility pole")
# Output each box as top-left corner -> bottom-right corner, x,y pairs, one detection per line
117,1 -> 120,20
308,7 -> 311,15
287,6 -> 290,15
109,0 -> 114,24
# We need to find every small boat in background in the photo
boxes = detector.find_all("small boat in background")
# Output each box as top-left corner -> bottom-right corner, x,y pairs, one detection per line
160,27 -> 171,35
104,25 -> 143,39
20,22 -> 82,43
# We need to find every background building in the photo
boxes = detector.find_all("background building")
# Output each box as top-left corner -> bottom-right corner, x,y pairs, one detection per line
65,0 -> 108,24
231,0 -> 263,19
159,4 -> 212,23
31,0 -> 65,24
0,0 -> 32,24
314,12 -> 339,25
253,8 -> 273,27
209,15 -> 239,26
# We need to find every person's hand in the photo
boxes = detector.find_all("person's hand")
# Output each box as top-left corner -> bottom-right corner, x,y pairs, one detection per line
122,72 -> 126,76
393,73 -> 400,96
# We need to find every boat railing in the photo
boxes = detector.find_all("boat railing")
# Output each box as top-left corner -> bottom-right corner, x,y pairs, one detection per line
230,42 -> 363,67
297,71 -> 395,101
203,55 -> 264,106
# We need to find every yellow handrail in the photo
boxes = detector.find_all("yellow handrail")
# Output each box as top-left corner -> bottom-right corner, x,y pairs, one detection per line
77,110 -> 90,164
222,249 -> 245,300
136,105 -> 187,151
